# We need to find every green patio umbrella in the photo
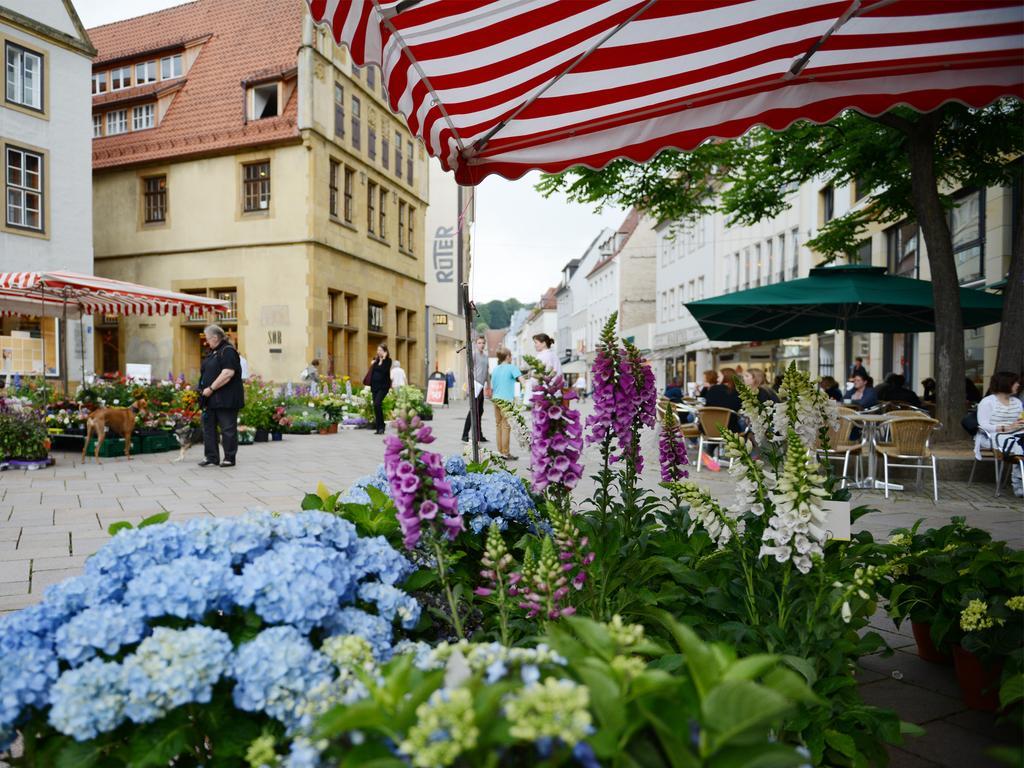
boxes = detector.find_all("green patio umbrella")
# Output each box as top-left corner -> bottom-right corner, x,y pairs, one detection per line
684,264 -> 1004,342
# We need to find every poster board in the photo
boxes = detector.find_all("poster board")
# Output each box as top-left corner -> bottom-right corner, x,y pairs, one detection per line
125,363 -> 152,383
426,379 -> 446,406
821,499 -> 851,541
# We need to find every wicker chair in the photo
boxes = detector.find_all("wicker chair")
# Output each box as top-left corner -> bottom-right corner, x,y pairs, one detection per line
695,406 -> 739,472
817,406 -> 864,488
875,416 -> 940,501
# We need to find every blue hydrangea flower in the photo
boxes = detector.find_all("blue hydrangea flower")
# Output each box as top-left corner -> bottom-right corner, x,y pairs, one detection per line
1,645 -> 58,748
55,604 -> 149,666
232,626 -> 333,731
125,556 -> 237,620
347,536 -> 415,586
121,626 -> 233,724
357,582 -> 421,629
445,456 -> 468,476
284,737 -> 324,768
48,658 -> 127,740
237,541 -> 355,632
323,608 -> 394,660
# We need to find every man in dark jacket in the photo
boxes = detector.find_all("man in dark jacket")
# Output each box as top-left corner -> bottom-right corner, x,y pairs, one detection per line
198,324 -> 244,467
876,373 -> 921,407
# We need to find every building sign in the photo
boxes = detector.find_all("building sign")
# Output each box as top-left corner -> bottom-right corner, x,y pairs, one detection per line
433,227 -> 455,283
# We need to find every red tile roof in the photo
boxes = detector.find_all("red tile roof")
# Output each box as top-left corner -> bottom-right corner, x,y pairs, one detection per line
538,287 -> 558,310
89,0 -> 304,170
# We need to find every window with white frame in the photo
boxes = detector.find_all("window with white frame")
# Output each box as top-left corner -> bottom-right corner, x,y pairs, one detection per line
92,114 -> 102,138
160,54 -> 183,80
6,146 -> 44,231
135,60 -> 157,84
790,228 -> 800,278
132,104 -> 155,131
91,71 -> 107,95
110,65 -> 131,91
106,110 -> 128,135
5,43 -> 43,110
777,234 -> 786,282
250,82 -> 279,120
698,276 -> 705,299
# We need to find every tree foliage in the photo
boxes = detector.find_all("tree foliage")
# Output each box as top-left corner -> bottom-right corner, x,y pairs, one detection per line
539,100 -> 1024,438
473,298 -> 529,331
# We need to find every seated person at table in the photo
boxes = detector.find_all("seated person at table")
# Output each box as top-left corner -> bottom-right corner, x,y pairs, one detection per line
742,368 -> 780,403
698,370 -> 717,398
845,373 -> 877,408
703,367 -> 743,432
975,371 -> 1024,497
921,377 -> 937,403
966,377 -> 983,404
876,373 -> 921,407
819,376 -> 844,402
664,379 -> 683,403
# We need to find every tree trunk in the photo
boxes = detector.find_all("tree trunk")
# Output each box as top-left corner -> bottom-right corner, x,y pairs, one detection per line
904,113 -> 967,443
994,179 -> 1023,375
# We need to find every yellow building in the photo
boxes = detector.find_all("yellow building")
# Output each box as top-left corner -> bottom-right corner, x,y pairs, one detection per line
89,0 -> 427,386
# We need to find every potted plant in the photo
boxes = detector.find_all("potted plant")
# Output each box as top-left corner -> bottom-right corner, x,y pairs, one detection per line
887,519 -> 994,664
270,406 -> 290,440
0,408 -> 51,463
950,542 -> 1024,710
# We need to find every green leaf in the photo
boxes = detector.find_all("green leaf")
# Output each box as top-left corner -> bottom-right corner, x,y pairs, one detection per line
575,659 -> 627,735
365,485 -> 390,507
702,680 -> 792,751
999,674 -> 1024,708
138,511 -> 170,528
401,569 -> 439,591
708,743 -> 809,768
761,666 -> 823,706
107,520 -> 134,536
722,654 -> 778,682
301,493 -> 324,511
824,728 -> 857,758
130,715 -> 192,766
564,615 -> 616,659
55,741 -> 106,768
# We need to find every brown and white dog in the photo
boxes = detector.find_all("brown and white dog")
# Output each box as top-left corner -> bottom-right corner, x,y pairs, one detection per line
81,401 -> 145,463
171,420 -> 205,463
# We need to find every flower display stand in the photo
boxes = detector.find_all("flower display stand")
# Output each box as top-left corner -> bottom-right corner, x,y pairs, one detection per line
7,456 -> 55,470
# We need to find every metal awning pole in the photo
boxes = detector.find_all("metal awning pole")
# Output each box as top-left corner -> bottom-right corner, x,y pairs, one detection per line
60,296 -> 69,396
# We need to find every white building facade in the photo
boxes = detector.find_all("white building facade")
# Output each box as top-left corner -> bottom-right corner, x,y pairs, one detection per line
0,1 -> 95,383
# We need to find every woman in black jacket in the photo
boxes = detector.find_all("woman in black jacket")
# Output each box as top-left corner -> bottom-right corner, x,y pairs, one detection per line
370,344 -> 392,434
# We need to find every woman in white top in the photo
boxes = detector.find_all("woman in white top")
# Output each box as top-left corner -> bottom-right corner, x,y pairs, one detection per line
532,333 -> 561,376
390,359 -> 408,389
975,371 -> 1024,496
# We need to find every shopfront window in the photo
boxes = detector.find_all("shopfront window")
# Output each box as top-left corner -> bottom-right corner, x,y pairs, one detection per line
0,317 -> 59,376
885,220 -> 918,277
964,327 -> 985,390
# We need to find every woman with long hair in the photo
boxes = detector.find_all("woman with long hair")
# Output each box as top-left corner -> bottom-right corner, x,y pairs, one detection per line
532,333 -> 560,376
369,344 -> 392,435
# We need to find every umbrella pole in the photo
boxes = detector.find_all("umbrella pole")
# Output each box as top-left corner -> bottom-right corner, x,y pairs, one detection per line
61,298 -> 69,396
80,311 -> 86,387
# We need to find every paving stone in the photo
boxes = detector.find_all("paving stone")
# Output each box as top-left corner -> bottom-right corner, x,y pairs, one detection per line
0,581 -> 29,597
859,650 -> 963,700
30,568 -> 84,592
4,546 -> 71,562
858,679 -> 964,724
898,720 -> 1009,768
0,528 -> 21,542
30,555 -> 90,572
117,498 -> 169,514
887,746 -> 941,768
0,593 -> 38,611
0,559 -> 30,582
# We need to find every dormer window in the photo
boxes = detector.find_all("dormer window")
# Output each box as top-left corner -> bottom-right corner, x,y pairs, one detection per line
111,65 -> 131,91
135,60 -> 157,84
160,54 -> 182,80
249,82 -> 279,120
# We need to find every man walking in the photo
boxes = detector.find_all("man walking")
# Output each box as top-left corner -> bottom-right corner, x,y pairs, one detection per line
198,324 -> 244,467
462,336 -> 489,443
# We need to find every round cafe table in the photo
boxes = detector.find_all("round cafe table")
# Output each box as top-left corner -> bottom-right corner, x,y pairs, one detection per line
840,412 -> 904,491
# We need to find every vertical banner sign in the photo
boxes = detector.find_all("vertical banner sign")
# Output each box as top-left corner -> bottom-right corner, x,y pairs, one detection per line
426,378 -> 446,406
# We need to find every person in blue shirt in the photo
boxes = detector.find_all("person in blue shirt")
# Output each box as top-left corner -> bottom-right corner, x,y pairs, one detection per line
490,349 -> 523,460
845,373 -> 877,408
664,378 -> 683,403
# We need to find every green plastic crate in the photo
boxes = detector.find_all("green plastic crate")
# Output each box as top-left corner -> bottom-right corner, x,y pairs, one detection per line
83,435 -> 143,458
142,433 -> 178,454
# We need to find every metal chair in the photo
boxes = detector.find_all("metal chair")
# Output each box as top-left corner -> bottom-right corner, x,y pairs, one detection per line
695,406 -> 739,472
968,426 -> 1005,495
817,406 -> 865,488
875,416 -> 941,501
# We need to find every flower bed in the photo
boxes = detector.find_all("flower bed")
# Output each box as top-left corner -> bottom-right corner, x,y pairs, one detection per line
2,316 -> 1021,766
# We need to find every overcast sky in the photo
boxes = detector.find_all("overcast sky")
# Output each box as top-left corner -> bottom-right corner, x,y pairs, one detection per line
76,0 -> 625,305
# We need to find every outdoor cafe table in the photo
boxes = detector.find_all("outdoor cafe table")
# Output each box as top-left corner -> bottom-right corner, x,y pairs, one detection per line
840,412 -> 903,492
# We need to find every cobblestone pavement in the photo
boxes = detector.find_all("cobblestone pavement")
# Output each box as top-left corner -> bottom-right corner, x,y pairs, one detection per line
0,402 -> 1020,765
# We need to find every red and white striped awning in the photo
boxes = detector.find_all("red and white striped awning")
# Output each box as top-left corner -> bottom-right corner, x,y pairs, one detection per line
0,271 -> 229,318
308,0 -> 1024,184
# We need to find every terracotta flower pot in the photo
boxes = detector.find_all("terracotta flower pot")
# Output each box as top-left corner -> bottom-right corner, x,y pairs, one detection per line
318,428 -> 329,435
327,423 -> 338,434
911,621 -> 952,664
952,645 -> 1003,711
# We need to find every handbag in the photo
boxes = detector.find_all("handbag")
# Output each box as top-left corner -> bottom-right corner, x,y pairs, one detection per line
363,366 -> 373,387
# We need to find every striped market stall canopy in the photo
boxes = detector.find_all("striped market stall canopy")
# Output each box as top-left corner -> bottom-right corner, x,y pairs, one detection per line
0,271 -> 229,318
307,0 -> 1024,184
